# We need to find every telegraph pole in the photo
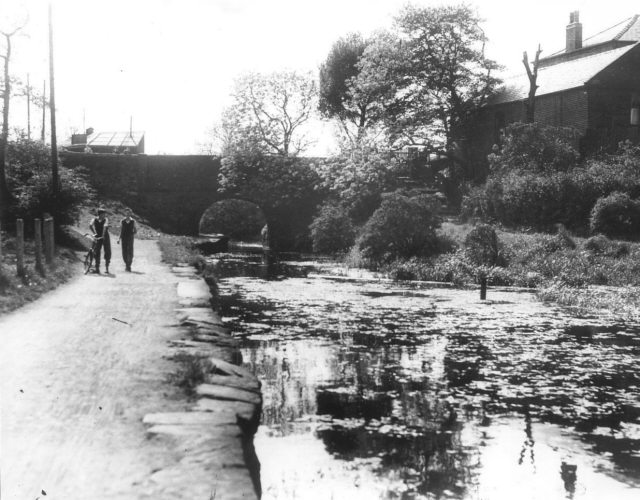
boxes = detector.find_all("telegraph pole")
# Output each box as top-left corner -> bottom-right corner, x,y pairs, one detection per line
48,3 -> 59,197
26,73 -> 31,140
41,80 -> 46,142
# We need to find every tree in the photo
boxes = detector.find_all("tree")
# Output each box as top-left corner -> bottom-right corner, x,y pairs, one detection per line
319,33 -> 371,143
0,20 -> 26,222
218,153 -> 324,250
6,132 -> 94,225
319,33 -> 366,123
209,105 -> 265,157
523,45 -> 542,123
360,5 -> 500,155
319,31 -> 408,146
315,143 -> 409,222
220,71 -> 317,157
351,31 -> 413,148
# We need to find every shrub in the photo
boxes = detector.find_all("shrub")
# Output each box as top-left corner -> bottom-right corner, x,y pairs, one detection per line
314,145 -> 410,223
309,203 -> 355,254
489,122 -> 580,176
199,199 -> 266,240
590,192 -> 640,240
168,353 -> 213,394
467,126 -> 632,231
356,192 -> 440,264
218,153 -> 324,250
584,235 -> 630,258
464,224 -> 499,266
384,251 -> 473,285
460,179 -> 503,222
463,168 -> 637,233
6,136 -> 94,226
584,234 -> 610,254
9,166 -> 94,226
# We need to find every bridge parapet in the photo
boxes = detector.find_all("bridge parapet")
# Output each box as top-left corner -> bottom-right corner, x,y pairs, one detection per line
61,152 -> 222,234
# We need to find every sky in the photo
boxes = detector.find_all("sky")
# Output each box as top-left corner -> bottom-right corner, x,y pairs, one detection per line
1,0 -> 639,154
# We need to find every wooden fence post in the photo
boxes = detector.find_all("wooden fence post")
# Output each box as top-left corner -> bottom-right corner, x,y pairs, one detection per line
34,218 -> 45,275
16,219 -> 25,277
44,217 -> 54,265
480,277 -> 487,300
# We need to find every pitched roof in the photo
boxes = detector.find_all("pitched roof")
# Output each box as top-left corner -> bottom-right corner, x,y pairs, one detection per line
547,15 -> 640,57
618,14 -> 640,41
490,42 -> 638,105
87,131 -> 144,148
578,14 -> 640,46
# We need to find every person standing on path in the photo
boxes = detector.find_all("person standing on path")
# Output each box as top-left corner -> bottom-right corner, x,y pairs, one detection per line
117,210 -> 137,272
89,207 -> 111,274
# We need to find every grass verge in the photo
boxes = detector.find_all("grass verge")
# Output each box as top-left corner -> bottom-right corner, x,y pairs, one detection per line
157,233 -> 219,301
538,282 -> 640,319
378,221 -> 640,318
384,222 -> 640,287
157,234 -> 206,268
0,234 -> 79,315
167,352 -> 213,395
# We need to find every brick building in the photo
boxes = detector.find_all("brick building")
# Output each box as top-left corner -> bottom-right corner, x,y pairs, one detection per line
471,12 -> 640,161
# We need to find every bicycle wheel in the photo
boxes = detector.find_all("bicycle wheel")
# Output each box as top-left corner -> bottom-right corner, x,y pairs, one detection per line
84,251 -> 93,274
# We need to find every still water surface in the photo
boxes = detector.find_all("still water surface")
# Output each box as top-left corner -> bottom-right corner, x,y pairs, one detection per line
211,253 -> 640,500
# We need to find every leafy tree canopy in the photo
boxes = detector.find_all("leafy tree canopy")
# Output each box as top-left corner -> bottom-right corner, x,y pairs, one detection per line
314,144 -> 410,222
218,153 -> 324,250
319,31 -> 406,146
318,33 -> 367,122
343,4 -> 500,151
489,122 -> 580,176
215,71 -> 317,157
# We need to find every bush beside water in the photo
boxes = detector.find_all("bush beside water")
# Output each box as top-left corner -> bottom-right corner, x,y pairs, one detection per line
356,192 -> 441,264
589,192 -> 640,240
380,223 -> 640,289
310,203 -> 356,254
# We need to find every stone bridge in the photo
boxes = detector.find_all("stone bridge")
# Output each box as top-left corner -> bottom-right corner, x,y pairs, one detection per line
62,152 -> 229,234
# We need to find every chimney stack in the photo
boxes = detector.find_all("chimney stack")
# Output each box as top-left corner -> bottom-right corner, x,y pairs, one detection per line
566,11 -> 583,52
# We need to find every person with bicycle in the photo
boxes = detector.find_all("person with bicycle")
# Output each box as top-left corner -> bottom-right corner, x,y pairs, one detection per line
89,207 -> 111,274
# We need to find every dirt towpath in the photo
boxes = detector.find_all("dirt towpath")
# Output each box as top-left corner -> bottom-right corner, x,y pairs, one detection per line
0,240 -> 257,500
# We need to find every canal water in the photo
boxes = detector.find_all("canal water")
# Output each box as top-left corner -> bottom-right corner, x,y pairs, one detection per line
210,252 -> 640,500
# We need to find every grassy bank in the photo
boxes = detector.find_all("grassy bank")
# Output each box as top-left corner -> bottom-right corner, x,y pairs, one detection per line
157,234 -> 205,267
378,221 -> 640,318
157,233 -> 220,306
538,282 -> 640,319
383,222 -> 640,286
0,234 -> 79,315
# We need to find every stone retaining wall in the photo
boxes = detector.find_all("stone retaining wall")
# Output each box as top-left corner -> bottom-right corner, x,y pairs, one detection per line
142,263 -> 261,498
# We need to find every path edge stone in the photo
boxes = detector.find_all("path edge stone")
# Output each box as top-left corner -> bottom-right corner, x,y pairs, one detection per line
143,259 -> 262,499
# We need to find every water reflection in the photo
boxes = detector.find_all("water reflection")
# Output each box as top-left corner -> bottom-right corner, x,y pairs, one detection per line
212,254 -> 640,499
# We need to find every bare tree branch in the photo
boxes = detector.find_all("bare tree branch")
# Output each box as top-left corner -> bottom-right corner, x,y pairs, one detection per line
523,44 -> 542,123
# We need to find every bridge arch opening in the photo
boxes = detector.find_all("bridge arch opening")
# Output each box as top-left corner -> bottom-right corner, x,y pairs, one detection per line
198,199 -> 267,243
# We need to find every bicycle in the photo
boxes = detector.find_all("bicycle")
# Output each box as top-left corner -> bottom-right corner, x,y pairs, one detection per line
83,233 -> 103,274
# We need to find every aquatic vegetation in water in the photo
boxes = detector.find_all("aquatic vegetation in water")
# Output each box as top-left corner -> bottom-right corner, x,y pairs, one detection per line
214,254 -> 640,499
